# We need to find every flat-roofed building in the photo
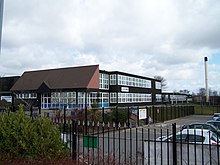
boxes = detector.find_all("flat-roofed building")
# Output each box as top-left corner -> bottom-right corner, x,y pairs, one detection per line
162,92 -> 192,104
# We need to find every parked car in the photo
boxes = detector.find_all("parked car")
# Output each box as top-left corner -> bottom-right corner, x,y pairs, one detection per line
207,120 -> 220,130
157,129 -> 219,145
212,113 -> 220,121
181,123 -> 220,136
214,117 -> 220,121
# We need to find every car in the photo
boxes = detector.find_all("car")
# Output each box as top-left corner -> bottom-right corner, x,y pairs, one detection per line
181,123 -> 220,136
207,120 -> 220,130
157,129 -> 220,145
214,117 -> 220,121
212,113 -> 220,121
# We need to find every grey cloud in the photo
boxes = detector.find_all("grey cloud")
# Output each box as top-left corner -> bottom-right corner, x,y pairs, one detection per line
173,0 -> 220,49
1,0 -> 220,92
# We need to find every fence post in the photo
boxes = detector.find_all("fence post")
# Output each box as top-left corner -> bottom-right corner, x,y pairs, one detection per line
161,106 -> 164,122
116,106 -> 118,126
72,120 -> 77,160
174,106 -> 176,119
177,106 -> 180,118
171,106 -> 173,119
127,106 -> 130,125
145,106 -> 148,125
186,105 -> 189,115
172,123 -> 177,165
63,106 -> 66,133
152,106 -> 155,123
85,105 -> 88,134
181,106 -> 183,117
137,106 -> 139,126
166,105 -> 168,121
102,107 -> 104,123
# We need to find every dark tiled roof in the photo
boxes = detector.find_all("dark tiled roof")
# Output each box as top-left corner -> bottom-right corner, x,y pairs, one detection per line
11,65 -> 100,91
0,76 -> 20,92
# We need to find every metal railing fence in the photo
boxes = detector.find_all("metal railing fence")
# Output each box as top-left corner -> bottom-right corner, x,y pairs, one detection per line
56,119 -> 220,165
23,105 -> 195,125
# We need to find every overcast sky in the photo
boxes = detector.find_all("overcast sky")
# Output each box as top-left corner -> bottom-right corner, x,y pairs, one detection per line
1,0 -> 220,94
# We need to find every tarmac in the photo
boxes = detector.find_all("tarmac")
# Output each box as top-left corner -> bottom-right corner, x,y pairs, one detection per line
152,114 -> 213,129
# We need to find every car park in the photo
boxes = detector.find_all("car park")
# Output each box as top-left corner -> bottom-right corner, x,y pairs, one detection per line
157,129 -> 219,145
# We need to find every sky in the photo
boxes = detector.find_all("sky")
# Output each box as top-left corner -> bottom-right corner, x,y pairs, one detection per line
0,0 -> 220,94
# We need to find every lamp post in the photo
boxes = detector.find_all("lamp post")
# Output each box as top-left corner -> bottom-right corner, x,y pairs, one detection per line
0,0 -> 4,54
204,57 -> 209,103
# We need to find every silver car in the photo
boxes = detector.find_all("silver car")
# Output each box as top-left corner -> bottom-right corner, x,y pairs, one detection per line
212,113 -> 220,121
157,129 -> 219,145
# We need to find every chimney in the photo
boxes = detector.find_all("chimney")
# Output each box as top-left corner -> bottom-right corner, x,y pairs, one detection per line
204,57 -> 209,103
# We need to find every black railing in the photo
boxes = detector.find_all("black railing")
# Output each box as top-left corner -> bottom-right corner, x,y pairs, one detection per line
24,105 -> 195,126
55,118 -> 220,165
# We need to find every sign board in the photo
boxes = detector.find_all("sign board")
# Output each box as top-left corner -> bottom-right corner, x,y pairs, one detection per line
1,96 -> 12,103
139,108 -> 147,120
83,135 -> 97,148
121,87 -> 129,92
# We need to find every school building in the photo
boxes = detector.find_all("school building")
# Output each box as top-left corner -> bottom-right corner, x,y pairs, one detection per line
10,65 -> 162,110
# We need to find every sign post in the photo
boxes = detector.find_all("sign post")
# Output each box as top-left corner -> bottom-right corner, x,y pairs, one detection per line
1,96 -> 12,103
139,108 -> 147,120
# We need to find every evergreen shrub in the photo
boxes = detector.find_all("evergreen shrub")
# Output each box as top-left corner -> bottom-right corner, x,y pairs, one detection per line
0,104 -> 69,160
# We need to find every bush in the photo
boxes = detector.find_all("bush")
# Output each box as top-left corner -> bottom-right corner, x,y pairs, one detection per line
88,108 -> 102,122
106,107 -> 129,124
0,104 -> 69,161
0,100 -> 11,111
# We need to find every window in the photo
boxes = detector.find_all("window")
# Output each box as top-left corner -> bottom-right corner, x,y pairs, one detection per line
110,74 -> 117,85
88,92 -> 109,107
16,92 -> 37,99
49,92 -> 76,109
41,93 -> 51,109
117,74 -> 151,88
188,135 -> 205,143
117,93 -> 152,103
88,92 -> 98,105
156,94 -> 162,102
99,73 -> 109,90
102,92 -> 109,107
78,92 -> 85,104
110,93 -> 117,103
170,134 -> 188,142
30,93 -> 37,98
155,81 -> 161,89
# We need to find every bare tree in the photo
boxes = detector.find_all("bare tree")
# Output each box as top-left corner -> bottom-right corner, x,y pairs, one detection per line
198,88 -> 206,96
179,89 -> 190,94
212,90 -> 218,96
197,88 -> 218,96
154,76 -> 167,90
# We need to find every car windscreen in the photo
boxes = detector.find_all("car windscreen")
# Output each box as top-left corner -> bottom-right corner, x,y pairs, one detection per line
213,114 -> 220,118
208,122 -> 220,130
